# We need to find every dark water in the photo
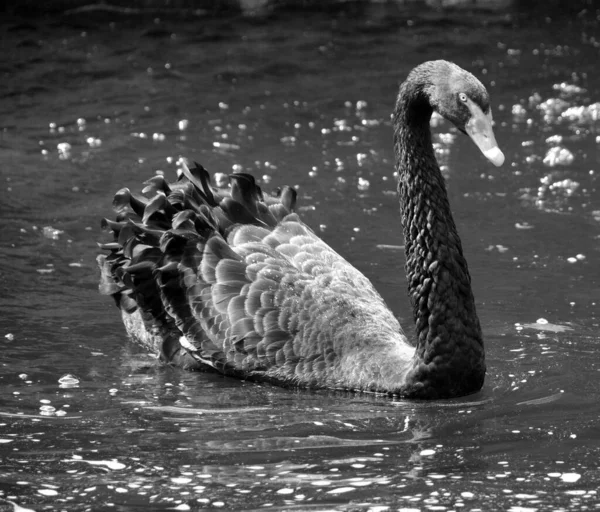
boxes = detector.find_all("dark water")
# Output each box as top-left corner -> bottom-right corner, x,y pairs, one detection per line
1,3 -> 600,511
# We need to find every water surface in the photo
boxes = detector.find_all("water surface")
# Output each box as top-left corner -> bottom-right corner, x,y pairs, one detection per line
1,4 -> 600,510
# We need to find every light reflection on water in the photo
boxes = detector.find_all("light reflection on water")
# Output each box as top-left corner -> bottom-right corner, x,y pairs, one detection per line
1,2 -> 600,510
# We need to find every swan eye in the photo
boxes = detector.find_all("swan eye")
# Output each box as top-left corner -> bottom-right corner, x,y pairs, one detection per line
459,93 -> 468,102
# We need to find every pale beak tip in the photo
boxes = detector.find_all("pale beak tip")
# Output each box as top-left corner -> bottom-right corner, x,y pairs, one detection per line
483,146 -> 505,167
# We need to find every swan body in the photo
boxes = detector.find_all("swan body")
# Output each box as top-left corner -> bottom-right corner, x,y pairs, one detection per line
98,60 -> 504,399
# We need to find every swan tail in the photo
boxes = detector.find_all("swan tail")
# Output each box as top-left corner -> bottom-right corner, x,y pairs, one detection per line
99,162 -> 304,379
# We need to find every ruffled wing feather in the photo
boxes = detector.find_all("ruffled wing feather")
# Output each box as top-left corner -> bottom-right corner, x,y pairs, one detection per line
99,160 -> 404,389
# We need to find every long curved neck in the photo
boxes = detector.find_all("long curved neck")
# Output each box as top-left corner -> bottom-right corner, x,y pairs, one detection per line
392,76 -> 485,398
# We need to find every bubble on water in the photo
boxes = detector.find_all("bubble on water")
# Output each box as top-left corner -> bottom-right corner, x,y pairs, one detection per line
349,480 -> 372,488
433,143 -> 450,158
327,487 -> 355,494
334,119 -> 351,131
420,449 -> 436,456
42,226 -> 64,240
528,92 -> 542,108
173,505 -> 190,511
485,245 -> 509,253
428,473 -> 447,480
438,132 -> 456,144
40,405 -> 56,416
553,82 -> 586,96
560,102 -> 600,124
545,135 -> 563,145
86,137 -> 102,148
536,318 -> 549,324
588,103 -> 600,120
280,136 -> 296,145
543,147 -> 574,167
357,177 -> 370,191
37,489 -> 58,497
178,119 -> 189,131
58,374 -> 80,388
515,222 -> 533,230
512,104 -> 527,118
213,142 -> 240,151
567,257 -> 577,263
561,106 -> 586,122
561,473 -> 581,483
152,133 -> 165,142
547,178 -> 579,196
311,479 -> 332,486
276,488 -> 294,495
65,457 -> 125,470
538,98 -> 570,120
5,333 -> 15,341
171,477 -> 192,484
218,102 -> 229,110
57,142 -> 72,160
356,100 -> 367,110
361,119 -> 380,127
524,154 -> 540,164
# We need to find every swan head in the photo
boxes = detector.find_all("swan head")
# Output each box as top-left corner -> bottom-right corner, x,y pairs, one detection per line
422,60 -> 505,167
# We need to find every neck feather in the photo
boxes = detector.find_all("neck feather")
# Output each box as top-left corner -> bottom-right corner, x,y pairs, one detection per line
392,76 -> 485,398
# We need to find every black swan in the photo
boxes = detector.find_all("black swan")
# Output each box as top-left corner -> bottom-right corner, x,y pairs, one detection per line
98,60 -> 504,399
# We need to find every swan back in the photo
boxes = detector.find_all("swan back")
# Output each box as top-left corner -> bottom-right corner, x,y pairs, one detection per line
98,160 -> 409,391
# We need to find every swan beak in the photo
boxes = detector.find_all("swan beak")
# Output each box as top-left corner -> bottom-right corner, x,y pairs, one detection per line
465,104 -> 505,167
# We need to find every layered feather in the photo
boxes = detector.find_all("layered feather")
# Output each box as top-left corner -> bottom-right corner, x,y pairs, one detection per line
98,159 -> 410,391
